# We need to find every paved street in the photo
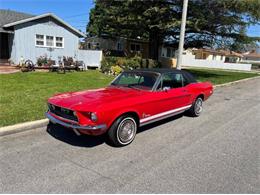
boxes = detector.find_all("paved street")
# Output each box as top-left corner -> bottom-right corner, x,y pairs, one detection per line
1,77 -> 260,193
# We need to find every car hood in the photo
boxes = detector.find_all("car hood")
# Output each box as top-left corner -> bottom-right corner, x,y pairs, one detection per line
48,86 -> 142,111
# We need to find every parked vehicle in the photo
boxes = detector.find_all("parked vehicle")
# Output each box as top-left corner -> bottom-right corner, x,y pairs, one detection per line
46,69 -> 213,146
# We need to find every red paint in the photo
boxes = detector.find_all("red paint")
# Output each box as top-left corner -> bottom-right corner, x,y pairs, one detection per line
47,80 -> 213,136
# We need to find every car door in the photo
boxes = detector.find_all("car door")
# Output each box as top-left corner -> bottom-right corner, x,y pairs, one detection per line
154,72 -> 192,113
138,72 -> 192,125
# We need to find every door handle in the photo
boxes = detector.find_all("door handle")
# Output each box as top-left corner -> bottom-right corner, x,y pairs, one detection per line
182,89 -> 188,92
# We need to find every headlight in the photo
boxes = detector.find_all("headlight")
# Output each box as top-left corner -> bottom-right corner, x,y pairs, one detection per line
90,112 -> 98,122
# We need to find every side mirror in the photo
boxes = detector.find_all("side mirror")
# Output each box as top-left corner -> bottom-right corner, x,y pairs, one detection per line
163,87 -> 170,92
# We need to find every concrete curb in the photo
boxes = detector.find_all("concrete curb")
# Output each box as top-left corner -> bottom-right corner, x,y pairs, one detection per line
0,119 -> 49,137
213,75 -> 260,88
1,75 -> 259,137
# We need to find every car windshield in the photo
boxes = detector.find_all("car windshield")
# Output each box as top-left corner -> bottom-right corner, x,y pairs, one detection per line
111,71 -> 159,91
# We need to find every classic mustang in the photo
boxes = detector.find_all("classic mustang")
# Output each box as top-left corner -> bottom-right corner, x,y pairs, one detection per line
46,69 -> 213,146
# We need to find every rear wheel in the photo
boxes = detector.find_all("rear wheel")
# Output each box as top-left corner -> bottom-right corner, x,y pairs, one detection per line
107,115 -> 137,147
188,97 -> 203,117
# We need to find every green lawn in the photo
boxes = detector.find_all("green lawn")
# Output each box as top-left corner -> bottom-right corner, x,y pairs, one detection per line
0,69 -> 258,127
0,71 -> 114,127
185,68 -> 259,85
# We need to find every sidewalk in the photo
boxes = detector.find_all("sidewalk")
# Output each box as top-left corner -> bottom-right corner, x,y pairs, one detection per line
0,65 -> 20,74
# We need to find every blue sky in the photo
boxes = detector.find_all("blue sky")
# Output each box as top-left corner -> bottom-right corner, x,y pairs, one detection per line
0,0 -> 259,37
0,0 -> 95,33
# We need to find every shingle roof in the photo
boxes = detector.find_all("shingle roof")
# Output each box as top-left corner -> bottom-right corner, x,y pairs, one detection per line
193,48 -> 243,58
243,51 -> 260,58
0,9 -> 85,37
0,9 -> 34,32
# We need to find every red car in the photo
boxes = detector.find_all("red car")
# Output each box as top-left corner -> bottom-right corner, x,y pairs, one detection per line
46,69 -> 213,146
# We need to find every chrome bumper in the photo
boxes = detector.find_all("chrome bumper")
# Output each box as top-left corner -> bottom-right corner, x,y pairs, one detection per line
45,112 -> 107,131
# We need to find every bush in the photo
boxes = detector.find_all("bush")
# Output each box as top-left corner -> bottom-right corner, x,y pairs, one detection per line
121,56 -> 142,70
252,63 -> 260,70
101,56 -> 159,74
36,55 -> 48,66
111,65 -> 123,75
140,58 -> 160,68
101,56 -> 118,73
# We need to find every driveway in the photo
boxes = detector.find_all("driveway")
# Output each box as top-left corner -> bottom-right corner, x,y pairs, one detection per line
0,77 -> 259,193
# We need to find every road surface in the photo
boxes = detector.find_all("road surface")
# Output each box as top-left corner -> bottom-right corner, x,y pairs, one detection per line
1,77 -> 259,193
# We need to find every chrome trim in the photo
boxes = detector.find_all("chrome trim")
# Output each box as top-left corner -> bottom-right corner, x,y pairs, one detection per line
139,105 -> 191,127
45,112 -> 107,130
139,110 -> 186,127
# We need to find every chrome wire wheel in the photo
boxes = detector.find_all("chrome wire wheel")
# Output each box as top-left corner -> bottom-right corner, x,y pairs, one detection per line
116,117 -> 137,145
195,98 -> 203,115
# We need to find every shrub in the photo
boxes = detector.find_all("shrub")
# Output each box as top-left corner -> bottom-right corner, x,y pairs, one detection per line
122,56 -> 142,70
36,55 -> 48,66
101,56 -> 158,74
111,65 -> 123,75
101,56 -> 118,73
252,63 -> 260,69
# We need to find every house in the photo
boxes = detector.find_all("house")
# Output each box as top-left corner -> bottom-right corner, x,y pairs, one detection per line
241,50 -> 260,64
157,46 -> 251,71
84,35 -> 149,58
0,9 -> 86,65
192,48 -> 243,63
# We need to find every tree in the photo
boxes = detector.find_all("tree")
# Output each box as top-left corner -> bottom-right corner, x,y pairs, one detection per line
87,0 -> 260,59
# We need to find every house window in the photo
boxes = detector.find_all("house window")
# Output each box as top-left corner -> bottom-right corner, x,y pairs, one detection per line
130,44 -> 141,52
55,37 -> 63,48
46,36 -> 54,47
213,54 -> 216,60
220,55 -> 223,60
35,34 -> 44,46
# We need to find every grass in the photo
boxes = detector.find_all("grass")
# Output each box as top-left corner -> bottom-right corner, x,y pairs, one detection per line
0,69 -> 258,127
0,71 -> 114,127
185,68 -> 259,85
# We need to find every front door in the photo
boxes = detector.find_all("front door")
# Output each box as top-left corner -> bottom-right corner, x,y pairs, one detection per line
0,33 -> 10,59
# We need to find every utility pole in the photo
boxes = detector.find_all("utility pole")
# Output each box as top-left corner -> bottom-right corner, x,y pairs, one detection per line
176,0 -> 188,70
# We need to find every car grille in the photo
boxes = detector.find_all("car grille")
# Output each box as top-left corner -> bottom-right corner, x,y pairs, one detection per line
48,104 -> 78,122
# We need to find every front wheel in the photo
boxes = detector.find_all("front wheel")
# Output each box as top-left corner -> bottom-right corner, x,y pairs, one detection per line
107,115 -> 137,147
188,97 -> 203,117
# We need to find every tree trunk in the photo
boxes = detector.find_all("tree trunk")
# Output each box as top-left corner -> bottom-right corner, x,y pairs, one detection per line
148,30 -> 160,60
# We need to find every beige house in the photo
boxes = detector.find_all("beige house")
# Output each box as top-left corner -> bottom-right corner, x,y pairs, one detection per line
193,48 -> 243,63
241,50 -> 260,64
158,46 -> 247,69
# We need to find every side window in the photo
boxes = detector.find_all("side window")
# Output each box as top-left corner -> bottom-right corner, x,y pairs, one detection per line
160,73 -> 184,90
182,74 -> 190,86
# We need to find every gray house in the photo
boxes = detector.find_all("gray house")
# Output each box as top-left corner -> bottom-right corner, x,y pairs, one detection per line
0,9 -> 86,65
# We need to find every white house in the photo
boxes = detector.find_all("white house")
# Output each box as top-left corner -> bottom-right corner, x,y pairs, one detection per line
158,46 -> 251,71
241,50 -> 260,64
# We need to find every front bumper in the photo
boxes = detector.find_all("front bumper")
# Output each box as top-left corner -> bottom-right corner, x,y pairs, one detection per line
45,112 -> 107,131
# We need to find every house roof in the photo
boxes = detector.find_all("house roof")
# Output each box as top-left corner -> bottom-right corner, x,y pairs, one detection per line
243,50 -> 260,58
0,9 -> 34,33
219,50 -> 243,58
193,48 -> 243,58
0,9 -> 85,37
